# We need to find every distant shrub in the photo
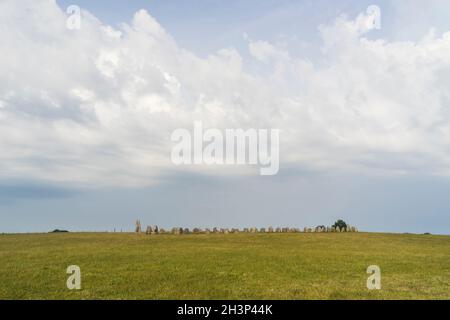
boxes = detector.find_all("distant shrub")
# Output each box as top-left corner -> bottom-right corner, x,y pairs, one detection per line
50,229 -> 69,233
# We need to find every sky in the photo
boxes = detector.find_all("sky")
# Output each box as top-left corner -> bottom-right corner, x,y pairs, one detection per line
1,0 -> 450,234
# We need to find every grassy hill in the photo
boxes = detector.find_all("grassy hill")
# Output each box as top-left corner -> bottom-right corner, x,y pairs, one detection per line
0,232 -> 449,299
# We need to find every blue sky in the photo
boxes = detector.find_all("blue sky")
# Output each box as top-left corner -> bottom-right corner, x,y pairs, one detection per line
55,0 -> 450,53
1,0 -> 450,234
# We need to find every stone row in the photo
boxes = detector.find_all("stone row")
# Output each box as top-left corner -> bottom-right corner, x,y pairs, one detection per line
137,223 -> 358,234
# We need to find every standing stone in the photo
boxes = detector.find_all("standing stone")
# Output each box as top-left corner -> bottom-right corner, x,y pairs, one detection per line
146,226 -> 152,235
184,228 -> 190,234
268,226 -> 274,233
260,228 -> 266,233
135,220 -> 142,233
159,228 -> 166,234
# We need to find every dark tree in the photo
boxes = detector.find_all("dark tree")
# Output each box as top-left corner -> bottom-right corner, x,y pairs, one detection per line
332,220 -> 347,230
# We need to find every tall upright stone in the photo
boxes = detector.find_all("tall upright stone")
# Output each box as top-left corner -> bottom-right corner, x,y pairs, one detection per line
135,220 -> 142,233
172,227 -> 182,235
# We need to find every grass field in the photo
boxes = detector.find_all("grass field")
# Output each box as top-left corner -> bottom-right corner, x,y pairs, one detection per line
0,232 -> 449,299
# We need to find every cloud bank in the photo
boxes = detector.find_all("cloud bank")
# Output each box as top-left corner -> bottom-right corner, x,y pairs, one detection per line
1,0 -> 450,187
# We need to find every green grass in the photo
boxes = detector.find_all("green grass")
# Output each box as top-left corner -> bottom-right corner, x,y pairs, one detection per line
0,232 -> 449,299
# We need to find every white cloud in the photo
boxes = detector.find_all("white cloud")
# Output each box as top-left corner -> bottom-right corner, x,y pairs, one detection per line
1,0 -> 450,187
249,40 -> 289,63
